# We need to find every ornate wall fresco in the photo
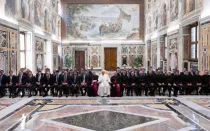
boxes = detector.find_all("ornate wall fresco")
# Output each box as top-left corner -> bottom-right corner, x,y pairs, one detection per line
21,0 -> 31,21
199,24 -> 210,72
160,3 -> 167,27
63,47 -> 72,68
147,40 -> 151,61
52,14 -> 57,35
0,26 -> 18,74
66,4 -> 140,40
88,46 -> 100,68
168,37 -> 178,71
34,0 -> 42,27
185,0 -> 195,13
170,0 -> 178,22
53,43 -> 58,70
151,41 -> 157,69
5,0 -> 16,18
35,37 -> 45,71
121,45 -> 145,67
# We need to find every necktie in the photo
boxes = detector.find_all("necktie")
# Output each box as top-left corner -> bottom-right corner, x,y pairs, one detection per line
56,76 -> 58,82
0,76 -> 2,85
83,75 -> 85,82
38,76 -> 40,82
74,76 -> 76,83
65,75 -> 67,81
19,76 -> 22,83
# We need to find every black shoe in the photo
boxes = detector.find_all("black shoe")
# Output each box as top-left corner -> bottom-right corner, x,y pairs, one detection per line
28,95 -> 32,98
21,96 -> 24,98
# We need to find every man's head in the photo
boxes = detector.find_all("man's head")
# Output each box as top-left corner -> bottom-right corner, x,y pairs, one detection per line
102,70 -> 105,75
131,71 -> 134,76
38,70 -> 42,76
56,70 -> 59,75
113,71 -> 117,76
19,70 -> 23,76
139,71 -> 144,76
195,70 -> 199,75
9,70 -> 13,76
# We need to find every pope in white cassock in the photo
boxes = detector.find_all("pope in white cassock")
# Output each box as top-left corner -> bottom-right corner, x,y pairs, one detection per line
98,70 -> 111,97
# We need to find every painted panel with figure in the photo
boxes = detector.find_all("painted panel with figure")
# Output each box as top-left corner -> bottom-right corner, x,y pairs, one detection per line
34,0 -> 42,27
66,4 -> 139,40
21,0 -> 30,21
5,0 -> 16,18
0,30 -> 7,48
170,0 -> 178,22
185,0 -> 195,14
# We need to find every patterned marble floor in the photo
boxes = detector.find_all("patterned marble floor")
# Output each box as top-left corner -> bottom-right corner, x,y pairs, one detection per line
0,96 -> 210,131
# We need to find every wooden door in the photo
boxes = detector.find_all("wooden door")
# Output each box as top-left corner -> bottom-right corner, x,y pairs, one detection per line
105,48 -> 117,71
75,51 -> 85,70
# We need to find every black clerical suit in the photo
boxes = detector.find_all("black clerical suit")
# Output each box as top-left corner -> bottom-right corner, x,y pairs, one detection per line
128,75 -> 137,96
164,75 -> 173,97
184,74 -> 193,95
156,73 -> 165,96
137,74 -> 147,96
7,75 -> 16,98
15,75 -> 27,97
146,74 -> 156,96
201,75 -> 210,95
35,74 -> 44,96
0,74 -> 8,97
26,75 -> 36,97
86,74 -> 94,97
110,75 -> 121,97
121,74 -> 128,96
192,74 -> 202,95
43,75 -> 54,97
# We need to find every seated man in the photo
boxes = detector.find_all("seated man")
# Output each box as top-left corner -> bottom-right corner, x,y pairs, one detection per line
92,72 -> 99,96
128,72 -> 136,96
35,70 -> 44,96
98,70 -> 110,97
58,70 -> 70,97
110,71 -> 121,97
52,70 -> 60,97
71,71 -> 80,97
26,71 -> 36,97
184,71 -> 193,95
15,71 -> 27,97
193,71 -> 202,95
173,71 -> 180,97
0,70 -> 8,98
7,70 -> 16,98
201,70 -> 210,95
121,70 -> 128,97
43,72 -> 54,97
164,72 -> 173,97
146,70 -> 156,96
138,71 -> 147,96
80,70 -> 88,96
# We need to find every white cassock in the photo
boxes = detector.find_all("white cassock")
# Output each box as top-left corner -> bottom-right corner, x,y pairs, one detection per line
98,74 -> 110,96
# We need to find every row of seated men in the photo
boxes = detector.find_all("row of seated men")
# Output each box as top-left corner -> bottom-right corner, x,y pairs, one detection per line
0,68 -> 209,98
